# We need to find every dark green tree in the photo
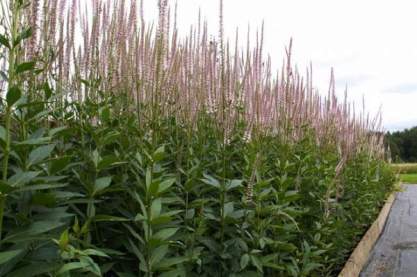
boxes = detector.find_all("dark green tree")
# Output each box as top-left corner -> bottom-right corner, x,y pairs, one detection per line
386,127 -> 417,162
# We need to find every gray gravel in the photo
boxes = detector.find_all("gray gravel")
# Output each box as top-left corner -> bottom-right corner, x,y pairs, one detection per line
361,185 -> 417,277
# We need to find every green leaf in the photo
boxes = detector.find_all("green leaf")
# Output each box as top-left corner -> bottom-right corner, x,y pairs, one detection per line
0,180 -> 13,194
32,207 -> 74,221
49,126 -> 68,137
185,208 -> 195,220
302,262 -> 323,274
97,155 -> 125,170
43,82 -> 53,99
0,126 -> 6,143
80,219 -> 91,235
80,256 -> 102,276
259,238 -> 266,249
91,149 -> 100,168
158,178 -> 176,194
150,210 -> 182,225
100,106 -> 111,122
130,191 -> 147,217
240,254 -> 250,270
125,225 -> 145,245
153,145 -> 165,162
13,27 -> 32,47
72,217 -> 80,234
26,110 -> 49,123
150,198 -> 162,219
6,86 -> 21,106
32,192 -> 56,207
82,249 -> 110,258
34,176 -> 66,183
202,173 -> 220,188
8,171 -> 41,187
263,262 -> 284,270
149,180 -> 160,196
229,209 -> 245,220
15,137 -> 51,145
0,249 -> 23,264
226,179 -> 243,191
3,221 -> 66,243
94,215 -> 130,222
134,213 -> 146,222
58,229 -> 69,250
0,34 -> 10,49
15,61 -> 36,74
54,191 -> 84,199
100,131 -> 120,146
93,177 -> 112,195
159,268 -> 186,277
56,262 -> 85,275
250,255 -> 263,273
8,263 -> 58,277
224,202 -> 234,218
152,228 -> 179,241
28,144 -> 55,166
49,156 -> 72,174
146,167 -> 152,191
150,245 -> 168,267
155,256 -> 189,269
285,190 -> 300,202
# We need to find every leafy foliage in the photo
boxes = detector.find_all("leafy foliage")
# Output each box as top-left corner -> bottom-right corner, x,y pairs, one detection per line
0,95 -> 395,276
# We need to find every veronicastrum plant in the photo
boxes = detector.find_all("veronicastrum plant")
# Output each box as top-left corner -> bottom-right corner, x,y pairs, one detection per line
0,0 -> 396,276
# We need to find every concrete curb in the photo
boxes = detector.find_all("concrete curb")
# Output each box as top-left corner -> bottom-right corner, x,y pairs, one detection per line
338,192 -> 397,277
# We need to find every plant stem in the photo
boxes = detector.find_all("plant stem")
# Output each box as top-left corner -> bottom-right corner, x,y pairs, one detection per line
0,92 -> 12,242
146,166 -> 153,277
0,194 -> 5,241
0,0 -> 22,243
2,107 -> 11,181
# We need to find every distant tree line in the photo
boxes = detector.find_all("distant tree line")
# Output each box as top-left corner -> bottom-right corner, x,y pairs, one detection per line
386,127 -> 417,162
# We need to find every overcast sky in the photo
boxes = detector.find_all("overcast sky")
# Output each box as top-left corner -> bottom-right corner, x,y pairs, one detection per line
143,0 -> 417,131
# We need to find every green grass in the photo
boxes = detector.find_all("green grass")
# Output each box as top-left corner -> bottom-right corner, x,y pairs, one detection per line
400,174 -> 417,184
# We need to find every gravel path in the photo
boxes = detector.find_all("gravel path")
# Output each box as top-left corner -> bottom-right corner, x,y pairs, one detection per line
361,185 -> 417,277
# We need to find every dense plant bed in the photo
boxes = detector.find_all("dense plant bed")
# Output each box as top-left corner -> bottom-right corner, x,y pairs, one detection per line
0,103 -> 395,276
0,0 -> 395,276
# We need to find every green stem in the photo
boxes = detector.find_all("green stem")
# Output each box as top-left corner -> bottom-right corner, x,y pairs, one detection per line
1,110 -> 11,239
2,107 -> 11,181
0,0 -> 22,244
0,101 -> 11,242
0,194 -> 5,241
146,166 -> 153,277
2,0 -> 21,180
146,203 -> 152,277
